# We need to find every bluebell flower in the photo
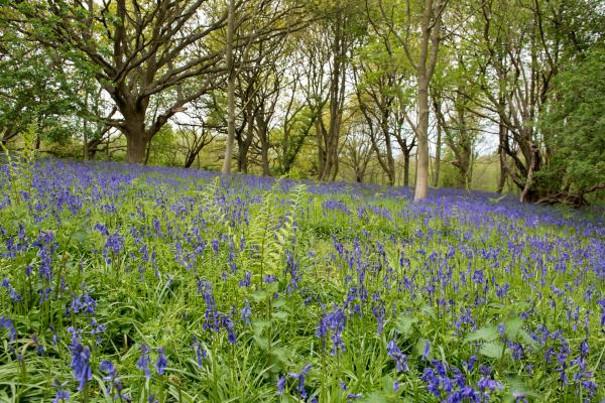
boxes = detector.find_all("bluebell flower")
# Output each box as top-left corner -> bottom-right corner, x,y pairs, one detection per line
137,344 -> 151,380
52,389 -> 70,402
277,375 -> 286,395
0,316 -> 16,341
192,337 -> 206,367
156,347 -> 168,375
316,306 -> 346,354
422,340 -> 431,360
99,360 -> 116,380
1,278 -> 21,302
68,332 -> 92,391
263,274 -> 277,283
239,271 -> 251,287
241,301 -> 251,325
69,293 -> 96,315
289,364 -> 312,400
386,340 -> 408,372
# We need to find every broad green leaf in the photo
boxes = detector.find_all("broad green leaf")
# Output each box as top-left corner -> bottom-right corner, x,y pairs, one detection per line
465,326 -> 498,342
479,341 -> 505,359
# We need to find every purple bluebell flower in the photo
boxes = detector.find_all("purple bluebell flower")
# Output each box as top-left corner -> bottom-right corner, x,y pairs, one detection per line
137,344 -> 151,380
1,278 -> 21,302
155,347 -> 168,375
52,389 -> 70,402
316,306 -> 346,354
69,293 -> 96,315
422,340 -> 431,360
263,274 -> 277,284
289,364 -> 312,400
68,331 -> 92,391
241,300 -> 251,325
0,316 -> 16,341
239,271 -> 251,287
386,340 -> 408,372
277,375 -> 286,395
192,337 -> 206,367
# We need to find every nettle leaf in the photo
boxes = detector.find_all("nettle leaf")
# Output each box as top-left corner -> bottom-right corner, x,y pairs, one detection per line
251,289 -> 269,303
360,391 -> 389,403
272,298 -> 287,308
465,326 -> 499,342
270,347 -> 291,366
272,311 -> 289,321
479,341 -> 505,359
504,318 -> 523,339
252,319 -> 271,335
503,377 -> 540,402
394,314 -> 418,337
253,335 -> 269,350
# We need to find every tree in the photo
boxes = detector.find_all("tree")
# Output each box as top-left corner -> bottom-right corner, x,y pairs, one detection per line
538,46 -> 605,205
10,1 -> 231,163
222,0 -> 236,174
0,22 -> 79,148
342,119 -> 373,183
372,0 -> 448,199
11,0 -> 299,164
473,0 -> 603,202
302,0 -> 366,181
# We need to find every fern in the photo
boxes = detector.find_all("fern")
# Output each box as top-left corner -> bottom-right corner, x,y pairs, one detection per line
1,124 -> 38,209
197,175 -> 229,229
247,181 -> 307,284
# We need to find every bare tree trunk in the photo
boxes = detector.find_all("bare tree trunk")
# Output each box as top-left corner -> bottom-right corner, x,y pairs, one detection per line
222,0 -> 236,174
126,133 -> 148,164
413,0 -> 444,201
403,151 -> 411,187
497,121 -> 507,193
124,110 -> 149,164
260,128 -> 271,176
414,76 -> 430,200
433,114 -> 441,187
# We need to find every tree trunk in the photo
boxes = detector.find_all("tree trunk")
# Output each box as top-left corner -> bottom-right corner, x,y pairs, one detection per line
184,153 -> 196,168
260,132 -> 270,176
122,107 -> 149,164
433,118 -> 441,187
403,151 -> 411,187
126,132 -> 148,164
222,0 -> 236,175
412,0 -> 444,201
497,122 -> 507,193
414,74 -> 430,201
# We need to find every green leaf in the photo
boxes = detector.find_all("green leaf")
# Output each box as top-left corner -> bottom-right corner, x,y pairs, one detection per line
253,335 -> 269,350
465,326 -> 498,342
360,391 -> 389,403
272,298 -> 287,308
394,314 -> 418,337
479,341 -> 505,359
251,290 -> 269,303
272,311 -> 289,321
504,318 -> 523,339
252,320 -> 271,335
270,347 -> 291,365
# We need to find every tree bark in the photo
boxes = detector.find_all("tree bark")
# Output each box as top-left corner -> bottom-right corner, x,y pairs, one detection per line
126,132 -> 148,164
412,0 -> 444,201
433,110 -> 442,187
222,0 -> 236,174
414,76 -> 430,200
403,151 -> 411,187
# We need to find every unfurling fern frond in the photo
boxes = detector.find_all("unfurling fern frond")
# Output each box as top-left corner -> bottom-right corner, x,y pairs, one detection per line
198,175 -> 228,229
247,181 -> 307,283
